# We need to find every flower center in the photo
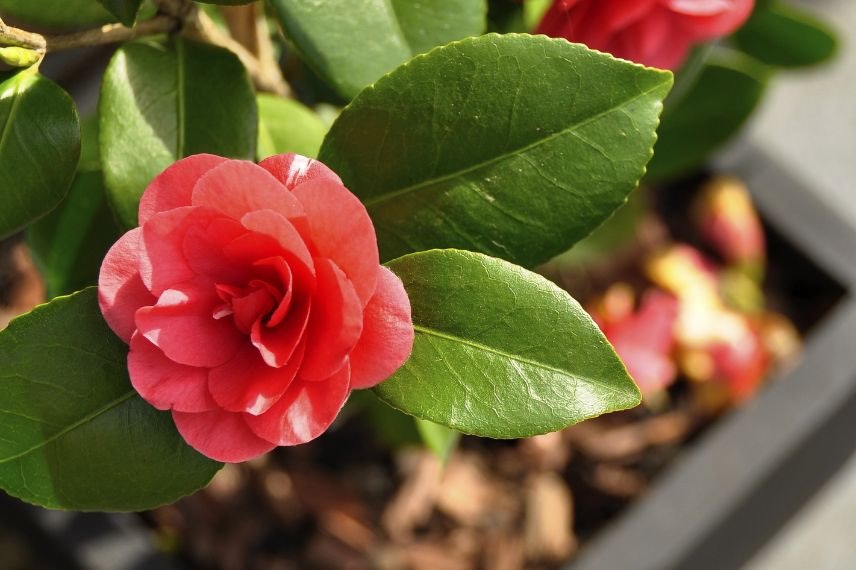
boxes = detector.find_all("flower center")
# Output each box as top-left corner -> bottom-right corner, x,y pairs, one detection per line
212,257 -> 295,334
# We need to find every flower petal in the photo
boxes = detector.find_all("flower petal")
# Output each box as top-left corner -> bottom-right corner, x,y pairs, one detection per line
192,160 -> 308,234
293,178 -> 379,306
128,332 -> 216,412
139,206 -> 207,296
259,153 -> 342,190
251,293 -> 311,368
173,409 -> 276,463
135,279 -> 244,368
298,258 -> 363,381
239,209 -> 316,285
209,341 -> 305,416
98,228 -> 156,343
667,0 -> 754,39
138,154 -> 227,225
246,363 -> 350,446
349,266 -> 414,389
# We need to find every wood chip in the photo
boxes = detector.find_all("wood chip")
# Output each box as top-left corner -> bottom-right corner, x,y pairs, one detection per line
524,472 -> 577,563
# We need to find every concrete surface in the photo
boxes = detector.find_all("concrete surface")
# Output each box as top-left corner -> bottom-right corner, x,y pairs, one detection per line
738,1 -> 856,568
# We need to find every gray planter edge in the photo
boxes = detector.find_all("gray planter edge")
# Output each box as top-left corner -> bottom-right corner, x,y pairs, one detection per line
570,144 -> 856,570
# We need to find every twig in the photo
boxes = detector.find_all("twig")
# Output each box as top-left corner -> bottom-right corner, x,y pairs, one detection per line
46,16 -> 176,52
218,3 -> 291,98
186,8 -> 290,96
0,16 -> 46,53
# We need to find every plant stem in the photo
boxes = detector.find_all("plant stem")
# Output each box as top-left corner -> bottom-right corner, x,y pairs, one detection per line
0,16 -> 46,53
186,7 -> 290,96
46,16 -> 177,52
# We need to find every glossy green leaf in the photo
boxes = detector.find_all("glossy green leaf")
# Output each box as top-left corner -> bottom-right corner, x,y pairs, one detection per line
195,0 -> 255,4
0,289 -> 221,511
376,250 -> 639,438
734,3 -> 838,68
0,69 -> 80,239
647,52 -> 768,182
320,34 -> 672,267
96,0 -> 143,26
28,171 -> 121,298
0,0 -> 115,27
269,0 -> 487,98
100,37 -> 257,229
257,94 -> 327,160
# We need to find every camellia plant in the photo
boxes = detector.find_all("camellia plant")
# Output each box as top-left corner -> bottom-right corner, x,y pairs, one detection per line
0,0 -> 835,515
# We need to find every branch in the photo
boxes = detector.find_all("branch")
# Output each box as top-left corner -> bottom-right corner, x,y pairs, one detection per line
0,16 -> 46,53
186,8 -> 291,97
46,16 -> 176,52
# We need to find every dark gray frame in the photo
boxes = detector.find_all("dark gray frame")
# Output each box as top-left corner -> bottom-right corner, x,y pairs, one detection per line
570,146 -> 856,570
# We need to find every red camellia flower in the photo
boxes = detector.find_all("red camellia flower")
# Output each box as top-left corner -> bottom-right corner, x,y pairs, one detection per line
537,0 -> 754,69
98,153 -> 414,463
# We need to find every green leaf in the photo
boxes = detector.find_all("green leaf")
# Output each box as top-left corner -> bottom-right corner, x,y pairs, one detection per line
733,3 -> 838,68
0,289 -> 221,511
0,69 -> 80,239
0,0 -> 115,27
100,37 -> 257,229
415,418 -> 460,461
319,34 -> 672,267
96,0 -> 143,27
28,171 -> 121,298
269,0 -> 487,98
375,250 -> 639,438
0,47 -> 41,68
647,51 -> 768,182
523,0 -> 551,30
257,94 -> 327,160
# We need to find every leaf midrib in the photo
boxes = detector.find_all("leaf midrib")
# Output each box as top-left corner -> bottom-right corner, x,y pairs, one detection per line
0,390 -> 135,464
413,324 -> 626,397
361,80 -> 668,208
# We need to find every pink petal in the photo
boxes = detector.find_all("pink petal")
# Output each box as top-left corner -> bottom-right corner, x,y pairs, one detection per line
667,0 -> 754,39
246,363 -> 351,446
138,154 -> 227,225
349,267 -> 414,389
128,333 -> 216,412
293,178 -> 379,306
298,258 -> 363,382
576,0 -> 658,47
239,209 -> 316,285
139,206 -> 208,296
251,293 -> 311,368
182,217 -> 249,285
173,409 -> 276,463
98,228 -> 156,343
209,341 -> 305,416
191,160 -> 308,235
258,153 -> 342,190
135,279 -> 244,368
614,7 -> 675,67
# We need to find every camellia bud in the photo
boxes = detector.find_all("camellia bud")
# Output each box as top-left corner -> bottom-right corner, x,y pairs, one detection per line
694,176 -> 766,275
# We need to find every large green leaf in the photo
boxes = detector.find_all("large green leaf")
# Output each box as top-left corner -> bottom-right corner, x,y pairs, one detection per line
100,37 -> 257,229
28,171 -> 121,298
97,0 -> 144,27
734,3 -> 838,69
0,0 -> 114,27
647,51 -> 768,182
375,250 -> 639,438
257,94 -> 327,160
0,289 -> 221,511
269,0 -> 487,99
319,34 -> 672,267
0,69 -> 80,239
